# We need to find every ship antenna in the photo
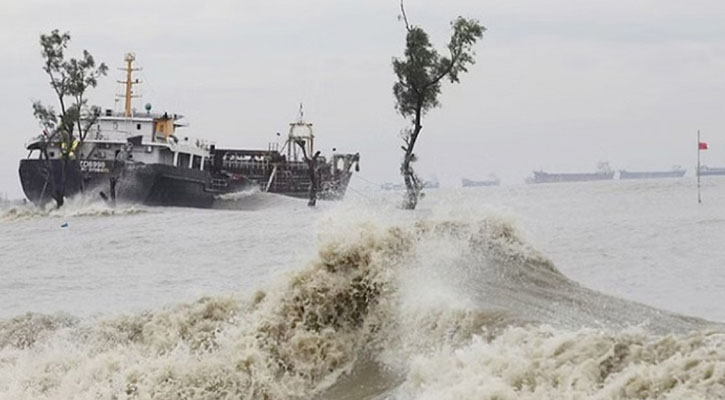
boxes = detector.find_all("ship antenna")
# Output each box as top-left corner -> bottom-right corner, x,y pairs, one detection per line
116,53 -> 142,118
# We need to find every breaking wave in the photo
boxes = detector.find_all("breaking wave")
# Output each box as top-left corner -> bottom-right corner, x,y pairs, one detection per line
0,195 -> 147,221
398,326 -> 725,400
0,217 -> 722,399
214,188 -> 305,210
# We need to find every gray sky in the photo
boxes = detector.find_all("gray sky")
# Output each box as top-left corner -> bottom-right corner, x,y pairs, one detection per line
3,0 -> 725,197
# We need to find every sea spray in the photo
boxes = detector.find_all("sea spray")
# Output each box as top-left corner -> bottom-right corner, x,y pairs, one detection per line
396,326 -> 725,400
0,313 -> 78,349
0,195 -> 146,221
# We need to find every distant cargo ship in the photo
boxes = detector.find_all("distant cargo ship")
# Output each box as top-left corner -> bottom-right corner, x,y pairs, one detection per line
527,162 -> 614,184
619,167 -> 686,180
380,182 -> 404,191
381,180 -> 439,190
699,166 -> 725,176
461,177 -> 500,187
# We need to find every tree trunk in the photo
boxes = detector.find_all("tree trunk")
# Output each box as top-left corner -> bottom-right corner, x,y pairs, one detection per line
307,169 -> 318,207
53,159 -> 68,209
294,139 -> 320,207
401,152 -> 418,210
109,177 -> 117,208
306,153 -> 320,207
401,109 -> 423,210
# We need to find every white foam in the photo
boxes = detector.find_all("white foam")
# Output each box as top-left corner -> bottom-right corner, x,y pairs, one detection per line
0,194 -> 146,221
397,326 -> 725,400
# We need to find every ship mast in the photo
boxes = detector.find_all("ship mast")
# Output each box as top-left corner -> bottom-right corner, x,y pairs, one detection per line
117,53 -> 141,117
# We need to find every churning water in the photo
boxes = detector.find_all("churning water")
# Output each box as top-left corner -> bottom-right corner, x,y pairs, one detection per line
1,177 -> 725,399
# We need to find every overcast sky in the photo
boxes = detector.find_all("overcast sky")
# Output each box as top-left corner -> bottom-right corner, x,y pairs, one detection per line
3,0 -> 725,197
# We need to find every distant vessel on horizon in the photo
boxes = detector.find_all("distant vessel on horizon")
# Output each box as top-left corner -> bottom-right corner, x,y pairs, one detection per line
619,166 -> 686,180
526,162 -> 614,184
380,182 -> 403,191
380,179 -> 439,191
461,176 -> 500,187
698,165 -> 725,176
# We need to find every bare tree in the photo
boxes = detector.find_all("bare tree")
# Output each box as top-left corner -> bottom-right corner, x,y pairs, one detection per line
294,138 -> 322,207
393,1 -> 485,209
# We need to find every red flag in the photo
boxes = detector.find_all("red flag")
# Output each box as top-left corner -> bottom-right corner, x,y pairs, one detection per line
699,142 -> 708,150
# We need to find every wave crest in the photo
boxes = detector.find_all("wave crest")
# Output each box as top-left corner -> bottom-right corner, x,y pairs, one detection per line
398,326 -> 725,400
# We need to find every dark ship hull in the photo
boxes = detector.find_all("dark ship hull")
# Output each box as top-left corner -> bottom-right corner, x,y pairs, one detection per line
527,171 -> 615,184
619,170 -> 686,179
19,149 -> 358,208
19,159 -> 219,208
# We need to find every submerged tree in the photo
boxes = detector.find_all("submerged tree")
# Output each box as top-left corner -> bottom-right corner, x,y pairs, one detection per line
32,30 -> 107,207
294,138 -> 322,207
393,2 -> 485,209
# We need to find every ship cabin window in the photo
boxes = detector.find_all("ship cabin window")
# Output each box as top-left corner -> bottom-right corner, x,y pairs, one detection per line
192,155 -> 202,170
177,153 -> 190,168
49,151 -> 55,158
136,124 -> 142,130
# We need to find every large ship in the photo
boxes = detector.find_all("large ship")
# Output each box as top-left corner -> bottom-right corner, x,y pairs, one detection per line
461,176 -> 500,187
619,167 -> 686,180
19,54 -> 360,208
698,165 -> 725,176
526,162 -> 614,184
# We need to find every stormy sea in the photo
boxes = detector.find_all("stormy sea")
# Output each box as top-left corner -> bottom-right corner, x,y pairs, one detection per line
1,177 -> 725,399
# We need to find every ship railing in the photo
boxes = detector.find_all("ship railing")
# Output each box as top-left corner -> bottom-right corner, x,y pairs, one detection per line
221,158 -> 272,169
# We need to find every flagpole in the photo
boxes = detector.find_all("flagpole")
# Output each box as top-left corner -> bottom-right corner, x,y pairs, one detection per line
698,129 -> 702,204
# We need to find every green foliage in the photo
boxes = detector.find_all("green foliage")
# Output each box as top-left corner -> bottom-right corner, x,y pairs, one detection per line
32,102 -> 57,134
34,29 -> 108,154
392,17 -> 485,119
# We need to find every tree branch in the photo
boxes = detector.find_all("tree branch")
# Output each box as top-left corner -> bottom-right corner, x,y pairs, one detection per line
426,46 -> 463,88
399,0 -> 411,32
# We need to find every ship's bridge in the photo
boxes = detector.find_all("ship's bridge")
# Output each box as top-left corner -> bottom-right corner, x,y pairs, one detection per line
91,108 -> 187,144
